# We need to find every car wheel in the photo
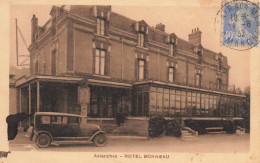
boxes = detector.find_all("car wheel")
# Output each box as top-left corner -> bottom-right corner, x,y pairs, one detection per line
35,134 -> 51,148
93,134 -> 107,147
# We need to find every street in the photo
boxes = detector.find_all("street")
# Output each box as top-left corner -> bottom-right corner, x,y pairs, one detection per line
9,131 -> 249,153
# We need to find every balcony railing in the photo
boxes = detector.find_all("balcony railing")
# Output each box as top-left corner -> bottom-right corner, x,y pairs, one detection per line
170,75 -> 236,94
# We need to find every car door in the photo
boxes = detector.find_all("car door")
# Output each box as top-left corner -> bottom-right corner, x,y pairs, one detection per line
66,116 -> 81,137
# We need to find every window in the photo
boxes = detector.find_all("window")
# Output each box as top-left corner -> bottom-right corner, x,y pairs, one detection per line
97,18 -> 105,36
95,49 -> 106,75
218,58 -> 222,70
51,116 -> 62,125
217,78 -> 222,89
138,32 -> 145,47
41,116 -> 50,124
169,43 -> 174,56
169,67 -> 176,83
138,59 -> 145,80
195,73 -> 202,87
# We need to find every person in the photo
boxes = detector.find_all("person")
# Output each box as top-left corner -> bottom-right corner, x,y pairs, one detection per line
116,108 -> 125,127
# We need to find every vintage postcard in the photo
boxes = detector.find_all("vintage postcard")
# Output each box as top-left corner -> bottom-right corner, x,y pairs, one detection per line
1,0 -> 260,162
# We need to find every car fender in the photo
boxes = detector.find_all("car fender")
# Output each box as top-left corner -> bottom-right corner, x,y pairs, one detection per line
89,131 -> 106,141
34,131 -> 53,142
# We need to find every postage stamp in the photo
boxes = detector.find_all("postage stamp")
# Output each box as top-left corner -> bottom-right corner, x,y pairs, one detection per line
221,0 -> 259,50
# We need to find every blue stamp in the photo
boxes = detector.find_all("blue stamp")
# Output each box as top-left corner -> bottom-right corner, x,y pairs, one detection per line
222,0 -> 259,50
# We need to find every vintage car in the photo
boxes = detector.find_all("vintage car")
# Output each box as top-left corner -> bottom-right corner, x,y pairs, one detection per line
29,112 -> 107,148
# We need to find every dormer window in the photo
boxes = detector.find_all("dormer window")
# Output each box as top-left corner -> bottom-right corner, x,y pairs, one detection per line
97,17 -> 105,36
135,21 -> 148,48
167,34 -> 177,56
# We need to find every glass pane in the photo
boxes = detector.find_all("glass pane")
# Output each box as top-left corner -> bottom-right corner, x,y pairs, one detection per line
197,93 -> 201,115
100,57 -> 105,75
176,94 -> 180,113
137,93 -> 143,115
95,49 -> 99,56
150,91 -> 157,113
169,73 -> 173,82
138,33 -> 141,46
163,93 -> 169,115
101,50 -> 105,57
181,91 -> 186,115
95,56 -> 100,74
97,19 -> 100,35
139,66 -> 144,80
62,117 -> 68,125
141,33 -> 144,47
157,93 -> 163,113
51,116 -> 61,124
41,116 -> 50,124
101,19 -> 105,35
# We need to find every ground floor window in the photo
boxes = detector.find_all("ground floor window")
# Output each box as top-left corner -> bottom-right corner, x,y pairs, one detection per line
89,86 -> 131,118
143,86 -> 243,117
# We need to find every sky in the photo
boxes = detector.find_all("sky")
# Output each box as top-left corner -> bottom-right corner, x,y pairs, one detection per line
10,4 -> 250,90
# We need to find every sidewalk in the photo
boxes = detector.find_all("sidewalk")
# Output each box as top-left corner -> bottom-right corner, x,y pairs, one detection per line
9,131 -> 33,145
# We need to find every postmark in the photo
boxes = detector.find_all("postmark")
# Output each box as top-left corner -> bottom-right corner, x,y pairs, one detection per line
216,0 -> 260,51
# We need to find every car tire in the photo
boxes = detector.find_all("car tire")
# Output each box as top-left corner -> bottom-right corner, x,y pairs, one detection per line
93,134 -> 107,147
35,133 -> 51,148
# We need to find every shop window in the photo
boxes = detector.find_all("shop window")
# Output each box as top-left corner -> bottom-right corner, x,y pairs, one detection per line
138,59 -> 145,80
138,32 -> 145,47
97,17 -> 105,36
95,49 -> 106,75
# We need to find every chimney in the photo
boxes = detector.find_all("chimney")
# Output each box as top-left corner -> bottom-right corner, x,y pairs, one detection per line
188,27 -> 202,45
31,14 -> 38,43
155,23 -> 165,32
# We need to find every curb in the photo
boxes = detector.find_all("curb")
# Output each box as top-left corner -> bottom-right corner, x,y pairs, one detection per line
107,135 -> 149,140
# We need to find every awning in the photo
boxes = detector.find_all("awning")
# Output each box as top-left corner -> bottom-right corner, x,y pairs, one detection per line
15,75 -> 84,88
87,79 -> 132,88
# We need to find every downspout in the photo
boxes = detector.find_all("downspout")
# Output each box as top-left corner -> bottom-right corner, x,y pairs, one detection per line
121,37 -> 124,81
